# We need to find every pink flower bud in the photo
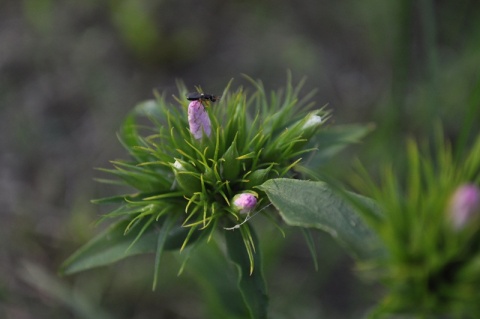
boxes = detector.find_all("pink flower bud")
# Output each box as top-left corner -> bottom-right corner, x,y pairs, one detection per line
232,193 -> 258,214
188,101 -> 211,139
448,184 -> 480,230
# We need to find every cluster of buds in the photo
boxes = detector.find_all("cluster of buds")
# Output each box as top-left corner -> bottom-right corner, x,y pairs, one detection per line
184,92 -> 323,224
89,78 -> 328,276
173,87 -> 327,231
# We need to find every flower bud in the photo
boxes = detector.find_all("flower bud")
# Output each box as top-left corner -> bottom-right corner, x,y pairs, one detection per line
232,193 -> 258,214
302,114 -> 322,131
171,159 -> 200,195
448,184 -> 480,230
270,110 -> 324,157
173,160 -> 185,171
188,101 -> 211,139
287,110 -> 323,137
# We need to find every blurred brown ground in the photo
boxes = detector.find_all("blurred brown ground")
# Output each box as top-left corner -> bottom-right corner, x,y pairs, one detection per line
1,1 -> 480,318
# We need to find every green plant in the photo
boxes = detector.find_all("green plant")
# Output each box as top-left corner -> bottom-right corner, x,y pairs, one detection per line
61,75 -> 369,318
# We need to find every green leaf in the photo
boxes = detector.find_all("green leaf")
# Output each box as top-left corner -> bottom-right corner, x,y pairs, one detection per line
245,167 -> 272,190
183,242 -> 249,319
225,227 -> 268,319
60,217 -> 196,275
91,194 -> 138,204
259,178 -> 385,260
152,214 -> 178,290
222,138 -> 241,181
21,262 -> 113,319
119,100 -> 163,162
97,164 -> 170,193
299,227 -> 319,271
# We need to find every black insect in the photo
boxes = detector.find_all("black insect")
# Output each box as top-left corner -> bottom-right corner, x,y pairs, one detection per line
186,92 -> 220,103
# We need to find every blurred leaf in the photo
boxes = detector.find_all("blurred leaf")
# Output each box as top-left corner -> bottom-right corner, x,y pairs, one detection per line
300,227 -> 319,271
21,261 -> 113,319
119,100 -> 161,163
110,0 -> 160,58
225,227 -> 268,319
23,0 -> 54,33
152,214 -> 178,290
259,178 -> 385,260
183,242 -> 249,319
310,123 -> 375,164
60,217 -> 196,275
91,193 -> 145,205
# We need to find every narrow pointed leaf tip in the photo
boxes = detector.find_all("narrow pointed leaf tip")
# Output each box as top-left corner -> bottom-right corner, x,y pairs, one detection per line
225,227 -> 268,319
59,219 -> 193,275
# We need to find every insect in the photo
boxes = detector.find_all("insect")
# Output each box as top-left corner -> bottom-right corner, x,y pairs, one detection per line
186,92 -> 220,103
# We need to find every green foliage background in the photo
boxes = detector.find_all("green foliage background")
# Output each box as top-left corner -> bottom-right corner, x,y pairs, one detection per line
1,0 -> 480,318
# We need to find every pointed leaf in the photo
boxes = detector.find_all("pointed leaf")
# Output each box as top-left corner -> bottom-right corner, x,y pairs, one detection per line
299,227 -> 319,271
259,178 -> 385,260
222,138 -> 241,181
245,168 -> 272,190
60,217 -> 197,275
21,262 -> 113,319
152,214 -> 178,290
225,227 -> 268,319
97,166 -> 169,193
183,242 -> 249,319
119,100 -> 163,162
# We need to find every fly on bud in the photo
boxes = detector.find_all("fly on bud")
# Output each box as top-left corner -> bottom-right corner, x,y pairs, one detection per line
188,100 -> 212,139
448,184 -> 480,230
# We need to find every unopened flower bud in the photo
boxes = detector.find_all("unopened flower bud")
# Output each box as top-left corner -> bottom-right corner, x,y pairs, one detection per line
171,159 -> 200,195
448,184 -> 480,230
273,110 -> 324,156
302,114 -> 322,130
188,101 -> 211,139
232,193 -> 258,214
173,160 -> 185,171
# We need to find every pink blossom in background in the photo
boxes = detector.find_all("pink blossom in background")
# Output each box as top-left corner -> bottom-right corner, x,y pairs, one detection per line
448,184 -> 480,230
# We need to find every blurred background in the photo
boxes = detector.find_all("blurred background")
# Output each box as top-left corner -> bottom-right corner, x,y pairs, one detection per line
1,0 -> 480,318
